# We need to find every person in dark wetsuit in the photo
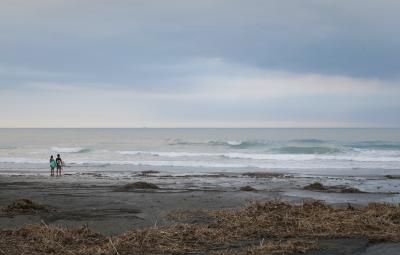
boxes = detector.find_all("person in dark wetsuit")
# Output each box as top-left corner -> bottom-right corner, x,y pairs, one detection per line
56,154 -> 63,176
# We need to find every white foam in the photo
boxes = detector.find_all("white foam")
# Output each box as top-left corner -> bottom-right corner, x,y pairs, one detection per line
51,147 -> 87,153
0,157 -> 46,164
227,140 -> 242,146
115,150 -> 400,162
116,150 -> 215,157
1,155 -> 399,171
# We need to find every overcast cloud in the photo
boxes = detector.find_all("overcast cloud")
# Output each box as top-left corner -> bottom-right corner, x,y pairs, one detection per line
0,0 -> 399,127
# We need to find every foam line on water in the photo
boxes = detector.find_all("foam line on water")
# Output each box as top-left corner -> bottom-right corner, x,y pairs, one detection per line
51,147 -> 91,153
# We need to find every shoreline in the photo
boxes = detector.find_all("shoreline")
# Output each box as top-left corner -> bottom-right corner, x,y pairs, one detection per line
1,173 -> 400,254
1,173 -> 399,234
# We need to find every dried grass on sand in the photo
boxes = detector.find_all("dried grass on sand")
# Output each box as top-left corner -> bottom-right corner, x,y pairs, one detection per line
114,182 -> 159,191
2,199 -> 48,215
1,201 -> 400,254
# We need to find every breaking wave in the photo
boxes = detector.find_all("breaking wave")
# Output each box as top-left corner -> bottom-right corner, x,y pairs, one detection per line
290,139 -> 326,143
349,141 -> 400,150
51,147 -> 91,153
0,145 -> 18,150
1,156 -> 400,170
116,151 -> 215,157
168,139 -> 271,148
274,146 -> 342,154
115,150 -> 400,162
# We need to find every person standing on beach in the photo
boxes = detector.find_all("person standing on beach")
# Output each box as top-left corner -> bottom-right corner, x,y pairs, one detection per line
49,155 -> 56,176
56,154 -> 63,176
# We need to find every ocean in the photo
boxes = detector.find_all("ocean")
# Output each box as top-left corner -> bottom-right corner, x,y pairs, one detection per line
0,128 -> 399,177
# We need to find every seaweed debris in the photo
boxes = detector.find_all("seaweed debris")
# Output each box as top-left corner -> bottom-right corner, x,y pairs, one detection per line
114,182 -> 159,191
304,182 -> 364,193
240,186 -> 257,191
2,199 -> 48,215
1,201 -> 400,254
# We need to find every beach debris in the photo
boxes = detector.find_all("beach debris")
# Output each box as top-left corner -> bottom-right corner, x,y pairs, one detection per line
138,170 -> 160,176
115,182 -> 159,191
167,209 -> 214,224
0,224 -> 107,255
347,203 -> 355,210
389,211 -> 400,224
240,185 -> 257,191
242,172 -> 284,178
80,172 -> 103,178
340,187 -> 363,193
303,182 -> 364,193
2,199 -> 48,214
1,201 -> 400,254
304,182 -> 326,191
385,175 -> 400,179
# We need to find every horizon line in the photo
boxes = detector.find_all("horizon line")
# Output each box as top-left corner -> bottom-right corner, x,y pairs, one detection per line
0,127 -> 399,129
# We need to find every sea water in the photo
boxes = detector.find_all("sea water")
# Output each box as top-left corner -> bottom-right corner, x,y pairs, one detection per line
0,128 -> 399,177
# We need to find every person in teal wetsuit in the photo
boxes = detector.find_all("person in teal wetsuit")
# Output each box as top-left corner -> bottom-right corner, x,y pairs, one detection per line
49,155 -> 56,176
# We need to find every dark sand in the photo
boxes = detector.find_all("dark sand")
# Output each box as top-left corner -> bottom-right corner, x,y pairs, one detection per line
0,175 -> 285,235
0,174 -> 399,254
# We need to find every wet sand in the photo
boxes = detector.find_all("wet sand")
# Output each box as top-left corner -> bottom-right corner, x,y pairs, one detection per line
1,173 -> 399,254
0,174 -> 287,235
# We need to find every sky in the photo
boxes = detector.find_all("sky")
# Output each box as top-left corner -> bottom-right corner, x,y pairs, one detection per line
0,0 -> 399,128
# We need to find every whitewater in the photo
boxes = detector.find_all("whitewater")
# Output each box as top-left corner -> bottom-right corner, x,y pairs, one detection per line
0,128 -> 399,176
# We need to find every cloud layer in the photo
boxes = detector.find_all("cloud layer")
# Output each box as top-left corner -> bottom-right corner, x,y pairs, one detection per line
0,0 -> 399,127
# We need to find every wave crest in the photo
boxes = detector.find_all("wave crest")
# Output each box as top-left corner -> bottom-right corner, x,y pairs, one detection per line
291,139 -> 325,143
0,145 -> 17,150
51,147 -> 91,153
167,139 -> 270,148
349,141 -> 400,150
208,140 -> 270,148
275,146 -> 342,154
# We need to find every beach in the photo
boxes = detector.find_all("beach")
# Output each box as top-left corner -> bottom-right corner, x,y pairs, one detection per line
1,171 -> 398,234
0,128 -> 400,254
1,171 -> 400,254
2,0 -> 400,253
